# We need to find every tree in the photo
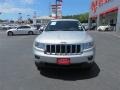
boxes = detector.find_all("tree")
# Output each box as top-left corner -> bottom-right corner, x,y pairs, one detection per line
63,12 -> 89,23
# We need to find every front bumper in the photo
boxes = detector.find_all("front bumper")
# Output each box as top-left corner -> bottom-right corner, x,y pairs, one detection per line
33,47 -> 95,64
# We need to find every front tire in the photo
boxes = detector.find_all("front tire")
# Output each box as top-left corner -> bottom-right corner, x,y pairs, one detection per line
28,31 -> 33,35
7,31 -> 13,36
98,29 -> 102,31
105,28 -> 109,31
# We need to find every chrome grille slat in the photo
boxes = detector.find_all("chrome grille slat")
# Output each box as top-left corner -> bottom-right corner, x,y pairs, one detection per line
65,45 -> 67,54
75,44 -> 77,53
55,45 -> 56,54
70,45 -> 72,53
60,45 -> 62,54
46,44 -> 81,55
50,45 -> 51,54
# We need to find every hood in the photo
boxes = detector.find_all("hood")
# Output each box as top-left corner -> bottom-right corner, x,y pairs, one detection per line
35,31 -> 93,44
7,28 -> 16,32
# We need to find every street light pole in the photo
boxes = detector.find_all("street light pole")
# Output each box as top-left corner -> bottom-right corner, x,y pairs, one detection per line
56,0 -> 57,19
27,15 -> 30,24
18,13 -> 22,24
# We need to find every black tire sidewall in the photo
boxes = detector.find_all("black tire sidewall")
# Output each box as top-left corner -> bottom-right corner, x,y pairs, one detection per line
105,28 -> 109,31
98,29 -> 102,31
28,31 -> 33,35
8,32 -> 13,36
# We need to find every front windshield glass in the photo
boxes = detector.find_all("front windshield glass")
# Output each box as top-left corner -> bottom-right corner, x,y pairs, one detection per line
45,21 -> 84,31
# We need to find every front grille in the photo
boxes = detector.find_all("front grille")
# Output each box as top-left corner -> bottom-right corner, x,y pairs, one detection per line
45,44 -> 81,55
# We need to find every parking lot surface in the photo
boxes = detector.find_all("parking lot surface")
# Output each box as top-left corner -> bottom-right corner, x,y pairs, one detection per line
0,31 -> 120,90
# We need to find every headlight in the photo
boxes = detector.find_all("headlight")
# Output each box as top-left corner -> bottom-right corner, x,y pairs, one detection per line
83,42 -> 94,50
35,42 -> 45,50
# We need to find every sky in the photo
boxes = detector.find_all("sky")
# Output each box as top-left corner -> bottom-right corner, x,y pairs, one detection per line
0,0 -> 90,20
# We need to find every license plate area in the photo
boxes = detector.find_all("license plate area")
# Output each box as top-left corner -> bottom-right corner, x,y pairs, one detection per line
57,58 -> 70,65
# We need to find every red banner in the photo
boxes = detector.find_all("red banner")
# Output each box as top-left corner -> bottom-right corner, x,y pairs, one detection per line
100,7 -> 118,16
91,0 -> 110,13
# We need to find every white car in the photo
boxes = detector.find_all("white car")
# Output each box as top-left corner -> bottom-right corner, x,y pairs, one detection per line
7,25 -> 39,36
97,25 -> 112,31
33,19 -> 95,70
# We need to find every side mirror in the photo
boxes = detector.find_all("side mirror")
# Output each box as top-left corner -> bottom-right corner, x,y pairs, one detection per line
79,26 -> 82,29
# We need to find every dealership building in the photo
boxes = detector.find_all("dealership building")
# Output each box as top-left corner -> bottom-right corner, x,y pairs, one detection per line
89,0 -> 120,32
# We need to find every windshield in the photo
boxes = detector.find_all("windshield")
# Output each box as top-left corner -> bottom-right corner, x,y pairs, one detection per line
45,21 -> 84,31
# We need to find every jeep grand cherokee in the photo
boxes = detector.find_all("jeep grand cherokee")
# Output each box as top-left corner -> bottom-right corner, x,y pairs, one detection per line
33,19 -> 95,69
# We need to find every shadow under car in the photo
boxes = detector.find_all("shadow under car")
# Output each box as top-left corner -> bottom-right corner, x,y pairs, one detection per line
39,62 -> 100,81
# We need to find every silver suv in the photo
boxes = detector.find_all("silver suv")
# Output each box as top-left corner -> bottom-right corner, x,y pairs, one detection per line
33,19 -> 95,69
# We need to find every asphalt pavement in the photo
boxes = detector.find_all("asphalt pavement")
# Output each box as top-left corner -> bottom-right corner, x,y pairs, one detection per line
0,31 -> 120,90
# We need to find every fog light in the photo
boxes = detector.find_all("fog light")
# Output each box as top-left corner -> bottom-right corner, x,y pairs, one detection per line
88,56 -> 93,61
35,55 -> 40,59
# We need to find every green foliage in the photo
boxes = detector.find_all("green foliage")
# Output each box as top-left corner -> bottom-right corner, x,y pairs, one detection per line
62,12 -> 89,23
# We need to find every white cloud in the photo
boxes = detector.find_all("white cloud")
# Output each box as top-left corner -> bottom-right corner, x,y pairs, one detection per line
0,3 -> 33,14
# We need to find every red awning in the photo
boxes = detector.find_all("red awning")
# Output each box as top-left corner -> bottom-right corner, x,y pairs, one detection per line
100,7 -> 118,16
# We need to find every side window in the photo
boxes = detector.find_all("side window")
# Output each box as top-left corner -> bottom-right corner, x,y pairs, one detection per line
17,26 -> 24,29
17,26 -> 30,29
24,26 -> 31,29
